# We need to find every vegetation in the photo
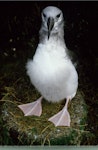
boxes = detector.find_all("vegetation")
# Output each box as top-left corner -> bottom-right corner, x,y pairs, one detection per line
0,2 -> 98,145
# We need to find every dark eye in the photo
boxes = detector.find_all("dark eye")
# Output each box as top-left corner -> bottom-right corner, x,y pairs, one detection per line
56,13 -> 61,18
43,13 -> 46,18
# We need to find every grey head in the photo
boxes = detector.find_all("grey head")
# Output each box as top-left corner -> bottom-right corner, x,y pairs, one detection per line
41,6 -> 64,39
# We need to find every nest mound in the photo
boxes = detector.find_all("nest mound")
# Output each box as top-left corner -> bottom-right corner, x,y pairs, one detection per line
1,87 -> 88,145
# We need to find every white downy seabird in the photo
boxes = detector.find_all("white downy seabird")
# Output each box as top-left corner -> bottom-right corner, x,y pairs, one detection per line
18,6 -> 78,127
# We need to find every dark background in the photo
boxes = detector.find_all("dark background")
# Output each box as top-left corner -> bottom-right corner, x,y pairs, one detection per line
0,1 -> 98,145
0,1 -> 98,84
0,1 -> 98,55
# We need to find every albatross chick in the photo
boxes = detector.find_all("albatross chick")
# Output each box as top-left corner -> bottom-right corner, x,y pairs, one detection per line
18,6 -> 78,127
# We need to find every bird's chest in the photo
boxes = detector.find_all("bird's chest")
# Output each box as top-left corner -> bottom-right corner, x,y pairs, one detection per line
33,44 -> 67,79
28,44 -> 77,101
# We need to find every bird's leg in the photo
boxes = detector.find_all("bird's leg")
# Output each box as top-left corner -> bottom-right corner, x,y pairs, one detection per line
18,96 -> 43,116
48,98 -> 71,127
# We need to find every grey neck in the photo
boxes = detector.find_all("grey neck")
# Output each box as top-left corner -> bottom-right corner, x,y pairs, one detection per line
39,25 -> 66,48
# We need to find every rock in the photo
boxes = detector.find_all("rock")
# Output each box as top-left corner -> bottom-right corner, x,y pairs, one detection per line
1,89 -> 88,145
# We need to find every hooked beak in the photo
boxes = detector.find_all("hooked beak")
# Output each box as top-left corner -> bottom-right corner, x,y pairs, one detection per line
47,17 -> 54,39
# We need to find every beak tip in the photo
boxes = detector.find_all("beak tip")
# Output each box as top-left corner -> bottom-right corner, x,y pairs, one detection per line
48,35 -> 50,40
48,31 -> 50,40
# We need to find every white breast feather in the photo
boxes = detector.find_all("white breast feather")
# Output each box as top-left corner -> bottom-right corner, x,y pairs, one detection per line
26,43 -> 78,102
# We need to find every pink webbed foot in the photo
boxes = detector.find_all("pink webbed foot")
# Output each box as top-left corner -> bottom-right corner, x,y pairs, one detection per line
18,96 -> 43,116
48,98 -> 71,127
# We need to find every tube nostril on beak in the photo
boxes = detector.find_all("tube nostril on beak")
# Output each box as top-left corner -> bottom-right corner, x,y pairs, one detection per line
47,17 -> 54,39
